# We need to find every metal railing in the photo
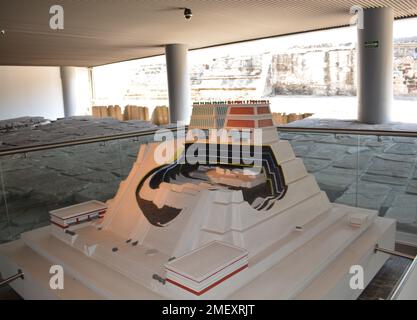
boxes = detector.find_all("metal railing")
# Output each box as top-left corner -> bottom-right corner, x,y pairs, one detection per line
389,254 -> 417,300
2,125 -> 417,157
0,269 -> 24,287
375,245 -> 415,261
276,126 -> 417,138
0,125 -> 179,157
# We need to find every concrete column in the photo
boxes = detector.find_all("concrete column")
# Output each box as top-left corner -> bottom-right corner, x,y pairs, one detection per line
60,66 -> 78,117
165,44 -> 191,124
358,7 -> 394,124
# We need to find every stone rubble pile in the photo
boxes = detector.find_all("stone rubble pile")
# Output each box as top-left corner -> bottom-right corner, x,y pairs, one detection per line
0,117 -> 50,132
0,116 -> 158,151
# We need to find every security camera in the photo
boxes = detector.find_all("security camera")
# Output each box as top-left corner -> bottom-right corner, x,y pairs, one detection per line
184,8 -> 192,20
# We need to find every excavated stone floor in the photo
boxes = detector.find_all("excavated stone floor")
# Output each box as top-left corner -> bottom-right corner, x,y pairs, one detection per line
283,117 -> 417,132
281,118 -> 417,236
0,116 -> 160,151
0,117 -> 163,242
0,138 -> 148,242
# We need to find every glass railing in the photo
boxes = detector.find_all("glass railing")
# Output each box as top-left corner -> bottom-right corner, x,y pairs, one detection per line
278,127 -> 417,245
1,125 -> 417,245
0,129 -> 177,243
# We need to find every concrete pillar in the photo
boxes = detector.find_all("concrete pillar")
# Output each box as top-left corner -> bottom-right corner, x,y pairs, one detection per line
165,44 -> 191,124
357,7 -> 394,124
60,66 -> 78,117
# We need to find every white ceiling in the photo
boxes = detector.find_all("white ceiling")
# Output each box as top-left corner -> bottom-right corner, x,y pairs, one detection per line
0,0 -> 416,67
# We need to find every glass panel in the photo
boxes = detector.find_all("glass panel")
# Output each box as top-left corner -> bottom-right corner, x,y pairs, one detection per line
357,135 -> 417,237
3,128 -> 416,243
0,158 -> 11,244
0,130 -> 180,242
117,136 -> 147,179
279,129 -> 417,243
0,139 -> 143,241
279,131 -> 360,203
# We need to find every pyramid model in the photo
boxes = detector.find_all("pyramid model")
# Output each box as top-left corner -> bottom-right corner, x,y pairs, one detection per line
0,100 -> 395,299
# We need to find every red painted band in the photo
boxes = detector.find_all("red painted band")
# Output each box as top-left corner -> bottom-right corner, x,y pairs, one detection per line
230,107 -> 255,115
166,254 -> 248,284
167,264 -> 248,296
50,220 -> 68,229
227,120 -> 255,128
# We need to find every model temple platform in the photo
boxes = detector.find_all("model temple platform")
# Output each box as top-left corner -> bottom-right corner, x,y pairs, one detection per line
0,101 -> 395,299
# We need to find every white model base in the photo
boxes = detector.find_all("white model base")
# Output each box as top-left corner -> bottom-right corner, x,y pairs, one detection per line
0,213 -> 395,300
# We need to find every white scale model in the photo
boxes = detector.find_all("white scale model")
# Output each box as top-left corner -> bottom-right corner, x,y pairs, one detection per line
0,101 -> 395,299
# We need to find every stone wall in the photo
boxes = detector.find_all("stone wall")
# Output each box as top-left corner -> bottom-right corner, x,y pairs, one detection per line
269,44 -> 356,96
94,38 -> 417,106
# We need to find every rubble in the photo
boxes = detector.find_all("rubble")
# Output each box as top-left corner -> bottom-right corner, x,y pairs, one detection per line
0,116 -> 158,151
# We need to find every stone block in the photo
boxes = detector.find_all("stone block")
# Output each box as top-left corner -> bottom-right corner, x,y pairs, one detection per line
302,158 -> 331,173
392,137 -> 417,144
289,142 -> 313,157
305,144 -> 348,161
361,174 -> 408,186
384,143 -> 417,155
392,194 -> 417,208
333,153 -> 372,170
385,207 -> 416,225
375,153 -> 416,163
406,180 -> 417,195
335,182 -> 391,210
314,167 -> 356,201
366,157 -> 414,178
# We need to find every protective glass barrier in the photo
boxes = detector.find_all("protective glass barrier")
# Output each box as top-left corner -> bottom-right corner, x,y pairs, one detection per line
0,136 -> 154,243
1,129 -> 416,244
279,131 -> 417,243
357,135 -> 417,238
0,158 -> 11,243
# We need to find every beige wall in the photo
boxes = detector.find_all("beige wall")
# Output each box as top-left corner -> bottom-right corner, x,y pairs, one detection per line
0,66 -> 65,120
